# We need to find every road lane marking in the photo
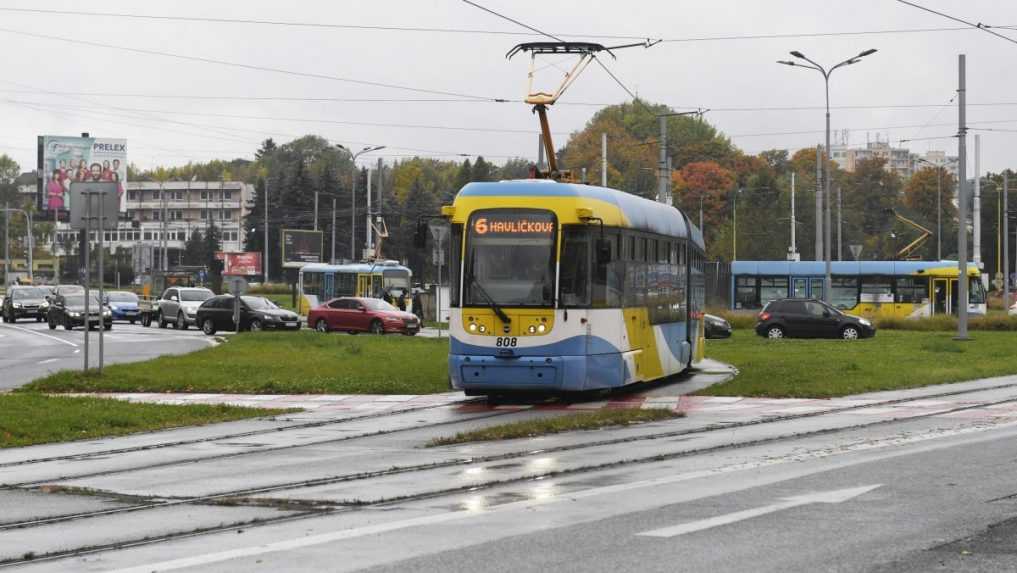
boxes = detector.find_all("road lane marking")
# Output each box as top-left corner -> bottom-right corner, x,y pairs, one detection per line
636,485 -> 882,538
0,324 -> 78,347
37,358 -> 60,365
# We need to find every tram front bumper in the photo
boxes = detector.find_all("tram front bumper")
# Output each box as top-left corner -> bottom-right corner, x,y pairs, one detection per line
450,353 -> 626,393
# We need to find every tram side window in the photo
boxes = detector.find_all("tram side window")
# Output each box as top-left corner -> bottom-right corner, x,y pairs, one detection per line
969,277 -> 987,304
559,227 -> 591,307
593,230 -> 623,308
302,272 -> 323,298
735,276 -> 758,309
759,277 -> 788,306
335,272 -> 356,297
831,277 -> 859,309
895,276 -> 929,304
860,276 -> 893,303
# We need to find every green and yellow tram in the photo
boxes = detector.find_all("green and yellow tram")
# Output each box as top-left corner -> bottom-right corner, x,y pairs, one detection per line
298,261 -> 412,316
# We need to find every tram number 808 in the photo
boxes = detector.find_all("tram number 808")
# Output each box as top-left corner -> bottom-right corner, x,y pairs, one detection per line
495,337 -> 518,347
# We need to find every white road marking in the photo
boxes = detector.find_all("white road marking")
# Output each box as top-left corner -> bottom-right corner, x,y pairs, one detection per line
108,421 -> 1017,573
0,323 -> 77,347
636,485 -> 882,538
37,358 -> 60,365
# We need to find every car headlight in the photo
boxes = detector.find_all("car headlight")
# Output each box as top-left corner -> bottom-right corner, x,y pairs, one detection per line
858,318 -> 871,326
13,303 -> 22,309
103,310 -> 111,317
186,308 -> 197,315
69,311 -> 81,317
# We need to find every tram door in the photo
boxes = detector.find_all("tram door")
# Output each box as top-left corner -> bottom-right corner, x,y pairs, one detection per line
810,278 -> 825,301
932,278 -> 949,315
323,273 -> 335,300
356,275 -> 372,297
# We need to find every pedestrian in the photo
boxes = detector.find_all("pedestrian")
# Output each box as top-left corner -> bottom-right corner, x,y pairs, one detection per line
413,291 -> 423,321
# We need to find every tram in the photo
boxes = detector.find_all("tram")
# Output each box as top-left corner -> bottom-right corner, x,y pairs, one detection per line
443,180 -> 707,394
730,260 -> 987,318
297,261 -> 412,315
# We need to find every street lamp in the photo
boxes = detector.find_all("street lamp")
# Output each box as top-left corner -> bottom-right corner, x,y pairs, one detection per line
778,48 -> 878,304
338,144 -> 386,261
914,156 -> 943,260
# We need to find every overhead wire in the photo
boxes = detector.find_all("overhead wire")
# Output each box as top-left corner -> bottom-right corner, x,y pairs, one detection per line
0,6 -> 1009,43
894,0 -> 1017,46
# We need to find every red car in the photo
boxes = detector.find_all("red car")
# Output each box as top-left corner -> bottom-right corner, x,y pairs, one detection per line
308,297 -> 421,335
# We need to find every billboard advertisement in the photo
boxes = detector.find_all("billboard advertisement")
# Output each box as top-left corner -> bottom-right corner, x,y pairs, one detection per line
221,252 -> 263,276
38,135 -> 127,215
281,229 -> 323,268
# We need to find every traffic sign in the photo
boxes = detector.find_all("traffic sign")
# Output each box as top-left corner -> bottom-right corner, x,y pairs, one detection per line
228,277 -> 248,295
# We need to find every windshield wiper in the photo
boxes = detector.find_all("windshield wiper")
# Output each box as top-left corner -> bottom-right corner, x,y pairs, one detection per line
468,274 -> 511,324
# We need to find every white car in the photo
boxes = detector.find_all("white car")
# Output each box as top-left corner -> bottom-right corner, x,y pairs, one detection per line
156,287 -> 215,330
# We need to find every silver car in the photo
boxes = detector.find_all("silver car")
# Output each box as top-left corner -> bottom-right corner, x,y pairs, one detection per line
156,287 -> 215,330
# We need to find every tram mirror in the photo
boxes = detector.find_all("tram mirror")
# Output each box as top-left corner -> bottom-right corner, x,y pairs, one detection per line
413,221 -> 428,249
596,238 -> 612,262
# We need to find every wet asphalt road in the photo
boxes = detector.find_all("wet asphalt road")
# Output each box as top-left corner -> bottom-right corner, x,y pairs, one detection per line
0,318 -> 215,390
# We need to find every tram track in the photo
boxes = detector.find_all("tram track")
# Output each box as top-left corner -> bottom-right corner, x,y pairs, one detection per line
3,390 -> 1017,568
7,377 -> 1017,492
2,383 -> 1016,547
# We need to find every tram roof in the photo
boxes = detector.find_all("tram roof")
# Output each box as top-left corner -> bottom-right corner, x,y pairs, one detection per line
299,262 -> 411,274
731,260 -> 981,276
457,180 -> 703,248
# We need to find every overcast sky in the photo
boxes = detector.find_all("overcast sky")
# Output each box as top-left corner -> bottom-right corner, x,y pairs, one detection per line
2,0 -> 1017,178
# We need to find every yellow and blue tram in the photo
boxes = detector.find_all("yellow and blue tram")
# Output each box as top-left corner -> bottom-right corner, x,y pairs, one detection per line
443,180 -> 707,395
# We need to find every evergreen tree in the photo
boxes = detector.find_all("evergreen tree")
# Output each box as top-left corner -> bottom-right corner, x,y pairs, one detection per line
398,179 -> 438,282
453,159 -> 472,192
471,156 -> 494,182
183,229 -> 206,266
204,222 -> 223,292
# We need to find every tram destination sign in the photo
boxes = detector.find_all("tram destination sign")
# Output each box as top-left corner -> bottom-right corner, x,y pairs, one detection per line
281,229 -> 323,268
471,211 -> 555,237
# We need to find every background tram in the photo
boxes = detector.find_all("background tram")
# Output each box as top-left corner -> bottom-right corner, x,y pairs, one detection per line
444,179 -> 707,395
730,260 -> 987,318
298,261 -> 412,316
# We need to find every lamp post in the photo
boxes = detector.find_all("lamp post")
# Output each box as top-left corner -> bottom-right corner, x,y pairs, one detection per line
779,48 -> 878,304
339,144 -> 386,261
914,156 -> 943,260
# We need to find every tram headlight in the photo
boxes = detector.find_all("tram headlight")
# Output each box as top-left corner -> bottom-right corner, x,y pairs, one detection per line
527,325 -> 537,334
468,322 -> 478,332
537,323 -> 546,333
478,325 -> 487,333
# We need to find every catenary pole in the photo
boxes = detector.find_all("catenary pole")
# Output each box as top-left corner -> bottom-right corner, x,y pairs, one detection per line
3,201 -> 8,287
601,132 -> 607,187
313,191 -> 318,231
331,197 -> 337,265
790,172 -> 797,259
263,175 -> 269,283
956,53 -> 969,340
823,76 -> 833,303
974,134 -> 982,274
815,145 -> 823,262
658,115 -> 668,203
1004,172 -> 1010,306
366,169 -> 373,255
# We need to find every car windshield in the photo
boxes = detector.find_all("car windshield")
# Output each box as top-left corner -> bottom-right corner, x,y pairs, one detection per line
181,290 -> 213,302
241,296 -> 278,310
362,298 -> 397,311
106,292 -> 138,303
64,294 -> 101,307
12,287 -> 50,299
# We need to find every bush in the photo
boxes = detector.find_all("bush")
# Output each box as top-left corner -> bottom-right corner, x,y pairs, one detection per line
706,308 -> 757,330
876,313 -> 1017,331
246,283 -> 292,295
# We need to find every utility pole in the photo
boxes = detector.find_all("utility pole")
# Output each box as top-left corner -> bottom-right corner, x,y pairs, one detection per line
3,202 -> 8,287
331,197 -> 337,265
313,191 -> 319,231
263,174 -> 269,283
956,54 -> 969,340
658,115 -> 669,204
815,144 -> 823,262
789,172 -> 798,260
837,186 -> 842,261
350,164 -> 357,261
1004,172 -> 1010,305
601,132 -> 607,187
974,134 -> 982,273
366,169 -> 373,257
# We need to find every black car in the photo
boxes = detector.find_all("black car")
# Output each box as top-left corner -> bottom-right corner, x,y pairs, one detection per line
755,298 -> 875,340
47,291 -> 112,331
196,295 -> 301,335
704,313 -> 733,339
1,286 -> 51,323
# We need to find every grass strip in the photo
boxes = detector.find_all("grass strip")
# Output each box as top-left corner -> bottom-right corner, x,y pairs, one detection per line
0,394 -> 292,448
427,408 -> 683,447
24,331 -> 450,395
702,330 -> 1017,398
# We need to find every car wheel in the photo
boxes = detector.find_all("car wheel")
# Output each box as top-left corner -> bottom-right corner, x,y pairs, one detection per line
64,318 -> 73,330
348,330 -> 358,335
249,319 -> 263,332
158,312 -> 167,328
37,316 -> 43,322
48,316 -> 57,330
315,319 -> 329,333
177,313 -> 187,331
369,320 -> 384,335
766,325 -> 785,339
7,314 -> 14,324
841,326 -> 860,340
104,323 -> 112,331
202,318 -> 217,335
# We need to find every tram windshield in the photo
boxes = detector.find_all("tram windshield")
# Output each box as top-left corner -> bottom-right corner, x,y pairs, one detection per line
464,209 -> 556,307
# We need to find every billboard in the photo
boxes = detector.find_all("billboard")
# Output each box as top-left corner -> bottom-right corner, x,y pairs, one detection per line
38,135 -> 127,216
281,229 -> 323,268
221,252 -> 263,276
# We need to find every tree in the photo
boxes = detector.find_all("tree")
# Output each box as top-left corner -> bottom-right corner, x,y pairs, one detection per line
471,156 -> 494,182
205,222 -> 223,292
397,179 -> 438,282
255,138 -> 277,160
182,229 -> 206,266
0,154 -> 19,185
672,161 -> 736,233
843,157 -> 902,260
